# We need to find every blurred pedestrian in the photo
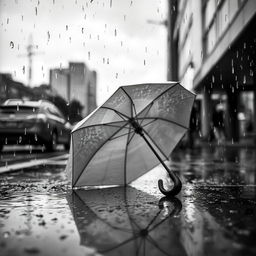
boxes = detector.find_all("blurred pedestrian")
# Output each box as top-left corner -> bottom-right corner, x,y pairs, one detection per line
212,104 -> 225,143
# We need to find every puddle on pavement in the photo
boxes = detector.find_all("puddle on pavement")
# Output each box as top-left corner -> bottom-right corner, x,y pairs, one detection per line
0,147 -> 256,255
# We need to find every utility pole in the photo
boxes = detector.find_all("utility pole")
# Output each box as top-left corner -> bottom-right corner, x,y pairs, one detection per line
147,0 -> 178,81
18,34 -> 44,87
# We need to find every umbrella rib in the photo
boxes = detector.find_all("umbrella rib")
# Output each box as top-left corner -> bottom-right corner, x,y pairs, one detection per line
72,121 -> 129,134
100,235 -> 138,254
121,86 -> 137,118
138,102 -> 154,126
101,106 -> 130,120
124,124 -> 132,185
146,235 -> 170,256
136,82 -> 179,117
137,117 -> 188,130
127,130 -> 136,145
73,122 -> 129,187
144,209 -> 162,230
141,118 -> 157,128
74,191 -> 133,233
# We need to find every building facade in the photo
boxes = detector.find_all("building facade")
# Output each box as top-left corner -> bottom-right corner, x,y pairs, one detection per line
168,0 -> 256,143
50,62 -> 97,117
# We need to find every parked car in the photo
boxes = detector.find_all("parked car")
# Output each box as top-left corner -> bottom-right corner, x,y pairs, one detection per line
0,99 -> 71,152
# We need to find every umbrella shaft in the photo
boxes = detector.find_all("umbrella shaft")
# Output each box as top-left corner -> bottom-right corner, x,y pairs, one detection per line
139,132 -> 171,175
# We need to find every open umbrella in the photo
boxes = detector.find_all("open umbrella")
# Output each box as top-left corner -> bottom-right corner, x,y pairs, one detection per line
66,186 -> 184,256
66,82 -> 195,196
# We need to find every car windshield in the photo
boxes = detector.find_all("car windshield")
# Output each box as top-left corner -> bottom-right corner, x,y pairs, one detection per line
0,106 -> 39,114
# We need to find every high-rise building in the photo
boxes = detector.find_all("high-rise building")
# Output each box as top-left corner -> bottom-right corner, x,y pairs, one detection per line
49,62 -> 97,117
168,0 -> 256,143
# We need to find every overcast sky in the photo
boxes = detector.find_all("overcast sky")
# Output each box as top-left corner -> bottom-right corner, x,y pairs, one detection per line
0,0 -> 167,105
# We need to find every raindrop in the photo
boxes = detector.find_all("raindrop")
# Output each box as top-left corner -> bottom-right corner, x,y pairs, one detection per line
250,69 -> 253,76
225,14 -> 228,22
81,27 -> 84,33
88,52 -> 90,60
13,151 -> 16,157
21,15 -> 24,21
212,75 -> 215,83
173,5 -> 176,11
145,47 -> 147,53
103,58 -> 105,64
24,128 -> 27,135
69,37 -> 71,43
47,31 -> 50,42
66,25 -> 68,31
143,59 -> 146,66
17,104 -> 19,111
19,136 -> 22,143
244,42 -> 246,49
201,51 -> 203,59
10,41 -> 14,48
243,75 -> 246,84
130,1 -> 133,6
3,232 -> 10,238
232,67 -> 234,74
114,29 -> 117,36
110,0 -> 112,8
107,58 -> 109,64
5,137 -> 8,144
35,7 -> 38,15
124,15 -> 126,21
120,41 -> 123,47
7,18 -> 9,24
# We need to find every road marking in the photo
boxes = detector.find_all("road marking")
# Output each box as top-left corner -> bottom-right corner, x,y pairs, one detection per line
0,154 -> 69,174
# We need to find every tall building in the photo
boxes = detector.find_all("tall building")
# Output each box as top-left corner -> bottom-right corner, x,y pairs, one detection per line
168,0 -> 256,142
49,62 -> 97,117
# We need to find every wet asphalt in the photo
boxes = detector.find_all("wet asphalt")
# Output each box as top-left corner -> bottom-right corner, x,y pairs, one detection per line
0,145 -> 256,256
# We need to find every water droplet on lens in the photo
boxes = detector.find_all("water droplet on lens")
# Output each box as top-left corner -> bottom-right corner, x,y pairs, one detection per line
10,41 -> 14,48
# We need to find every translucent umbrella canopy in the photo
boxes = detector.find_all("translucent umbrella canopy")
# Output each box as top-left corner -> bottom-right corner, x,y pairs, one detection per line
66,187 -> 184,256
66,82 -> 195,191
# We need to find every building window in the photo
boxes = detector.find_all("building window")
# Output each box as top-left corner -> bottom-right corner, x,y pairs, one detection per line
218,0 -> 229,36
206,21 -> 217,54
203,0 -> 245,56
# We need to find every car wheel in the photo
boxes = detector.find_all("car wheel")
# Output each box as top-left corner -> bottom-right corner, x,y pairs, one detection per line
46,131 -> 58,152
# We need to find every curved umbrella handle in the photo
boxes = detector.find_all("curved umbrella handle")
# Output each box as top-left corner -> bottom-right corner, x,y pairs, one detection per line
138,131 -> 182,197
158,171 -> 182,197
158,195 -> 182,215
131,122 -> 182,197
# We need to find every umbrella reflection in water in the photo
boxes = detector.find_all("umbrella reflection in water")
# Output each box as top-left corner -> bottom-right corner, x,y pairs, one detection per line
67,186 -> 185,256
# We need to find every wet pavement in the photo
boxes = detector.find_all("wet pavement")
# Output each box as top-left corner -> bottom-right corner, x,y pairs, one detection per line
0,146 -> 256,256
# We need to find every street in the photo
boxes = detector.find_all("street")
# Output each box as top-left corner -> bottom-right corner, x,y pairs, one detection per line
0,145 -> 256,256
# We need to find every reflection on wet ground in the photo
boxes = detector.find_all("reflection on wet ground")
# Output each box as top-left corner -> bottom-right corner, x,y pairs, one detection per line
0,146 -> 256,255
